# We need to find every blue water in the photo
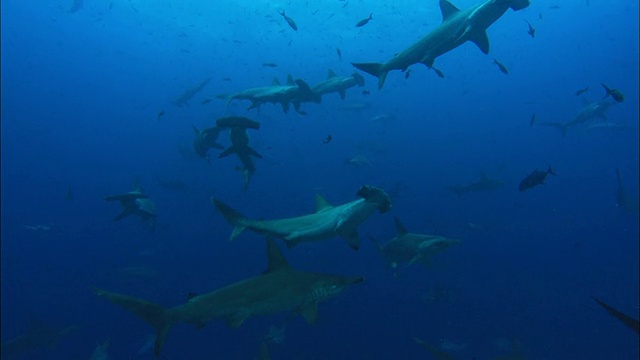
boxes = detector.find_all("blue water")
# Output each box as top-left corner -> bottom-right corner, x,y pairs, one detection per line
1,0 -> 638,359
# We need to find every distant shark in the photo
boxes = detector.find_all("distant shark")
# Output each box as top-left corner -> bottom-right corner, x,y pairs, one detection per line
213,185 -> 391,250
94,239 -> 363,357
374,217 -> 459,269
173,77 -> 212,107
310,70 -> 365,100
0,322 -> 80,358
352,0 -> 530,89
104,181 -> 157,229
445,172 -> 504,196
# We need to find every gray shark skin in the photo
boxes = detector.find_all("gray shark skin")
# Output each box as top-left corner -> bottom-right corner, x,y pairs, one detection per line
445,172 -> 504,196
565,98 -> 615,128
104,182 -> 157,229
615,168 -> 639,214
94,239 -> 363,358
213,185 -> 391,250
377,217 -> 459,269
0,322 -> 80,358
216,116 -> 263,190
173,77 -> 212,107
352,0 -> 530,89
192,125 -> 224,162
311,70 -> 366,100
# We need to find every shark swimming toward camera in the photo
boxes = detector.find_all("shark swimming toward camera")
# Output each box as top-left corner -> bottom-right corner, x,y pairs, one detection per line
104,181 -> 157,229
374,217 -> 459,269
445,172 -> 504,196
173,77 -> 212,107
213,185 -> 391,250
94,239 -> 363,358
216,116 -> 263,190
310,70 -> 366,100
352,0 -> 530,89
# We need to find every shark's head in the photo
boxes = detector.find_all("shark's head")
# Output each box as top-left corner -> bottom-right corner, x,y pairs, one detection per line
309,275 -> 364,302
356,185 -> 392,213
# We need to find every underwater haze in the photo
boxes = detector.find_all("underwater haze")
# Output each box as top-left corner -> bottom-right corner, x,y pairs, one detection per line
1,0 -> 638,359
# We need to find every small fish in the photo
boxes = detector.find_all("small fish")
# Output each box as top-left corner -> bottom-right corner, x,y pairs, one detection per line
493,58 -> 509,74
601,83 -> 624,103
201,99 -> 211,104
262,62 -> 278,68
157,110 -> 165,121
575,86 -> 589,96
529,113 -> 536,126
525,20 -> 535,38
362,90 -> 370,95
404,69 -> 412,79
355,13 -> 372,28
336,48 -> 342,61
322,134 -> 333,144
432,67 -> 444,78
278,11 -> 298,31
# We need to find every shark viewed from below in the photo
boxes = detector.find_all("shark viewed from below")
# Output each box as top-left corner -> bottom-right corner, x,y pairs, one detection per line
310,70 -> 365,100
445,172 -> 504,196
104,181 -> 157,230
94,239 -> 363,358
352,0 -> 530,89
213,185 -> 391,250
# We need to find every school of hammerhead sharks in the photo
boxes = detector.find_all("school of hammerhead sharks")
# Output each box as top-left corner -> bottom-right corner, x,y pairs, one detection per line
9,0 -> 631,359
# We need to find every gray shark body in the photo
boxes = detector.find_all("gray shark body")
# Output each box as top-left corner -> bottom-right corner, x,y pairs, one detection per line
311,70 -> 365,99
565,98 -> 615,128
377,217 -> 459,269
94,239 -> 363,357
216,116 -> 263,189
104,183 -> 157,229
173,77 -> 212,107
445,172 -> 504,196
352,0 -> 530,89
213,185 -> 391,250
0,322 -> 80,358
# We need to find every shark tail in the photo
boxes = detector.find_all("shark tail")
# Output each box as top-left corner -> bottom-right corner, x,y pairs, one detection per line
93,288 -> 175,358
351,62 -> 387,89
211,198 -> 247,241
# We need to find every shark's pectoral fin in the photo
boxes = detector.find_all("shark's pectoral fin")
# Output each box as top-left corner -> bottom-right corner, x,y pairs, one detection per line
300,302 -> 318,324
247,146 -> 263,159
219,146 -> 236,158
338,89 -> 346,100
469,31 -> 490,54
419,56 -> 434,68
342,231 -> 360,251
226,310 -> 250,328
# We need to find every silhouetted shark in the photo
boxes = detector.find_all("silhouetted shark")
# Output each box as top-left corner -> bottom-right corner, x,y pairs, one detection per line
445,172 -> 504,196
173,77 -> 212,107
104,181 -> 156,229
216,116 -> 262,190
94,239 -> 363,357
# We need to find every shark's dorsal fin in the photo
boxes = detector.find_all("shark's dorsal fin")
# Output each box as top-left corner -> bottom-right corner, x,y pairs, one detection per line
315,194 -> 333,212
440,0 -> 460,22
394,216 -> 408,235
271,77 -> 281,86
470,30 -> 490,54
300,302 -> 318,324
286,74 -> 295,86
266,239 -> 291,272
327,69 -> 337,78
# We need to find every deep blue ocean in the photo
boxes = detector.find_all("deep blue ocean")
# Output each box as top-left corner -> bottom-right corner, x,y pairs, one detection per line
1,0 -> 638,359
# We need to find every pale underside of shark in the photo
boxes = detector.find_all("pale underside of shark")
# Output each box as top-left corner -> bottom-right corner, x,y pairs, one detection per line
213,185 -> 391,250
352,0 -> 530,89
94,239 -> 363,358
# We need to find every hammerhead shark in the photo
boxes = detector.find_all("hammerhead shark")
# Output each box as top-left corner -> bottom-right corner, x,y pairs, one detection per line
445,172 -> 504,196
94,239 -> 363,357
104,181 -> 157,229
173,77 -> 212,107
192,124 -> 224,163
310,70 -> 366,100
540,98 -> 616,136
1,321 -> 80,358
213,185 -> 392,250
373,217 -> 459,269
215,116 -> 262,190
352,0 -> 530,89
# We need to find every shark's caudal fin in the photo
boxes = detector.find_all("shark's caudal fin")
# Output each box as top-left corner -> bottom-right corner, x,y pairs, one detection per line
93,288 -> 174,358
351,62 -> 387,89
212,198 -> 247,241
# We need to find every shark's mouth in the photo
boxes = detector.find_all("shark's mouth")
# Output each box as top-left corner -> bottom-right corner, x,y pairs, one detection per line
356,185 -> 392,213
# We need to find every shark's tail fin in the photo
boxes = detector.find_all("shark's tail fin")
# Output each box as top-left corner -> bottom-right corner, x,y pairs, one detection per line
211,198 -> 248,241
93,288 -> 174,358
351,62 -> 387,90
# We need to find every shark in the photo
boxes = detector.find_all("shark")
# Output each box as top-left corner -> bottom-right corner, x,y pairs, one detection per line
94,239 -> 363,358
310,70 -> 365,100
445,172 -> 504,196
216,116 -> 263,190
212,185 -> 391,250
352,0 -> 530,89
104,181 -> 157,229
173,77 -> 212,107
374,217 -> 459,269
540,99 -> 616,137
192,124 -> 224,163
0,322 -> 80,358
